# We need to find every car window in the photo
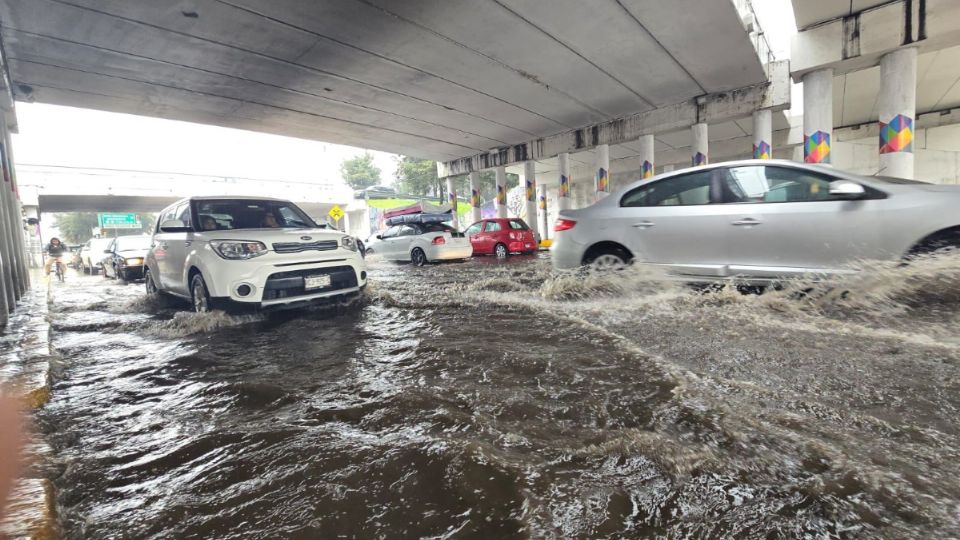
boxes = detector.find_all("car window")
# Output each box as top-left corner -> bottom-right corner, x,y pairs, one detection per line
422,223 -> 456,233
509,219 -> 528,230
724,166 -> 834,203
484,221 -> 502,232
464,223 -> 482,236
398,225 -> 418,237
381,226 -> 400,239
158,205 -> 179,232
621,170 -> 713,207
175,203 -> 193,229
194,200 -> 317,230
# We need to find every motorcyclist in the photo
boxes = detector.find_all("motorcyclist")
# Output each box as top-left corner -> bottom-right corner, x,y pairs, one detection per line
44,237 -> 67,277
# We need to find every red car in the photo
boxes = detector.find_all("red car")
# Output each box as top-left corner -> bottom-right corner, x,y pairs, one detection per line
464,218 -> 537,257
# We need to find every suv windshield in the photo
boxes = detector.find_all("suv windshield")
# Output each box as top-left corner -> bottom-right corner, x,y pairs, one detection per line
114,236 -> 152,252
194,200 -> 317,231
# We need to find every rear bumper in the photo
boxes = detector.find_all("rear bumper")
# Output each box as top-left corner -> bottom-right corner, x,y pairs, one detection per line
508,240 -> 536,253
427,244 -> 473,261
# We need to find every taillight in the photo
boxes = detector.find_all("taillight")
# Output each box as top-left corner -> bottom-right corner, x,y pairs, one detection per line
432,236 -> 446,245
509,231 -> 521,240
554,219 -> 576,232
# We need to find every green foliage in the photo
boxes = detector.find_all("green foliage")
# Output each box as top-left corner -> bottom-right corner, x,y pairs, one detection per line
51,213 -> 99,244
340,152 -> 382,190
396,156 -> 519,204
396,156 -> 442,198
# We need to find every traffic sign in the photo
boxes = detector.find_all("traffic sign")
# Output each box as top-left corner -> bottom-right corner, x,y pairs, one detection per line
328,205 -> 344,222
98,213 -> 141,229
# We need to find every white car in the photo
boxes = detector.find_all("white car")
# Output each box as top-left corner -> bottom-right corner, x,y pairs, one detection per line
366,221 -> 472,265
145,196 -> 367,312
79,237 -> 115,275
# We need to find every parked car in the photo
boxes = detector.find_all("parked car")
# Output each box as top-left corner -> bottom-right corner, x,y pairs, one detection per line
145,196 -> 367,312
365,218 -> 472,265
102,235 -> 152,281
67,245 -> 83,269
353,185 -> 398,199
551,159 -> 960,282
79,237 -> 115,275
463,218 -> 537,257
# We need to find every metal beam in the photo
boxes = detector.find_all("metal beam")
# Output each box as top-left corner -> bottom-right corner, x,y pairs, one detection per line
439,61 -> 790,177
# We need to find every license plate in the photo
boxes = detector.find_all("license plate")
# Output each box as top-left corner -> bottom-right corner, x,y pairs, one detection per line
304,274 -> 332,290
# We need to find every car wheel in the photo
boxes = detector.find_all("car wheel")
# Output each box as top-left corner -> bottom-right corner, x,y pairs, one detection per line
584,247 -> 631,273
411,248 -> 427,267
191,273 -> 211,313
494,243 -> 508,258
101,264 -> 111,279
79,262 -> 87,275
144,268 -> 159,296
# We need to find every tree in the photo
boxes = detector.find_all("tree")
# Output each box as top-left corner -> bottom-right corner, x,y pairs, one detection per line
396,156 -> 443,198
340,152 -> 382,190
51,213 -> 99,244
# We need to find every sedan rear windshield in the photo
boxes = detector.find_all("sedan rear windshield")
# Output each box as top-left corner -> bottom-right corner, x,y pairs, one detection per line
194,200 -> 317,231
419,223 -> 465,237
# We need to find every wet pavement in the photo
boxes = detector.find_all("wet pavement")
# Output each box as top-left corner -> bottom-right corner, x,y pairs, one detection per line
33,254 -> 960,538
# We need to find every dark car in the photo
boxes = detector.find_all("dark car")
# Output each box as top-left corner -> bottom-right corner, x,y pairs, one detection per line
102,235 -> 152,281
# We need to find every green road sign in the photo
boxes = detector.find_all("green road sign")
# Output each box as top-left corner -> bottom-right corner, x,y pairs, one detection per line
98,213 -> 141,229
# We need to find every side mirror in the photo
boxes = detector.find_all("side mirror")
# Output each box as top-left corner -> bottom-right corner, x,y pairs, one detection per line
829,180 -> 865,200
376,234 -> 383,240
159,219 -> 190,232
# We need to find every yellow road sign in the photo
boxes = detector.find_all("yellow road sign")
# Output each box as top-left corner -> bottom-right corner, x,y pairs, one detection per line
328,205 -> 344,222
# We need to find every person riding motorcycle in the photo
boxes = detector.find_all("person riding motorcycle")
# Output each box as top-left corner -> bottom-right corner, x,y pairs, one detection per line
44,237 -> 67,277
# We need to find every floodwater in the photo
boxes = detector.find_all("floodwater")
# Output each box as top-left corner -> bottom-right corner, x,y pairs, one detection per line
35,254 -> 960,539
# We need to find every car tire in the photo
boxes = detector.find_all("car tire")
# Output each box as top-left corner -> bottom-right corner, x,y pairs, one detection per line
145,268 -> 160,296
116,265 -> 127,283
583,247 -> 631,273
411,248 -> 428,267
101,264 -> 111,279
79,262 -> 87,275
494,243 -> 508,258
190,273 -> 211,313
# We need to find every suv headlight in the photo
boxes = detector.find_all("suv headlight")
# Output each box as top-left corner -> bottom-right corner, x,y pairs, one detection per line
341,236 -> 358,252
210,240 -> 267,260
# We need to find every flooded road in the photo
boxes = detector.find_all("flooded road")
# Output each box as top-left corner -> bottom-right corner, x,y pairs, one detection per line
36,254 -> 960,538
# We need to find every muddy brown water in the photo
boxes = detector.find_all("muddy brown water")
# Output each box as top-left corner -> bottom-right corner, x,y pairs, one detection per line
36,254 -> 960,538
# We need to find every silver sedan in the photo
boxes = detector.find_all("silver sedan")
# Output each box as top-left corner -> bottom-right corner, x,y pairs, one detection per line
551,159 -> 960,281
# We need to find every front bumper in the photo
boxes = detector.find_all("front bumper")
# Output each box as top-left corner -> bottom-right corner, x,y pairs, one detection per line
120,265 -> 145,280
203,253 -> 367,307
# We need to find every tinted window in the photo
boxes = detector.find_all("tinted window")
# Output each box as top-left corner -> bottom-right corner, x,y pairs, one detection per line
381,226 -> 400,239
176,203 -> 193,229
509,219 -> 528,230
484,221 -> 502,232
194,200 -> 317,230
724,166 -> 834,203
158,204 -> 180,232
422,223 -> 456,233
398,225 -> 418,237
621,171 -> 714,207
464,223 -> 482,236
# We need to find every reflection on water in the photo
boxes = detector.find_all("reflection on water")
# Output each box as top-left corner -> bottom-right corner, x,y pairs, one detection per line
37,254 -> 960,538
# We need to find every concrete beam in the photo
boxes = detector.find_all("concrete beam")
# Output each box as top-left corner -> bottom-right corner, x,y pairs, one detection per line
791,0 -> 960,79
438,61 -> 791,177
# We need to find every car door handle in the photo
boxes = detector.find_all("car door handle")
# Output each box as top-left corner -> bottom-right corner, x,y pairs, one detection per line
632,221 -> 655,228
732,218 -> 762,226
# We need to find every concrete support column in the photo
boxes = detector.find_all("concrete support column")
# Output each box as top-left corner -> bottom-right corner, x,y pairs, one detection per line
638,134 -> 655,179
494,166 -> 507,218
878,47 -> 917,179
0,137 -> 17,310
537,184 -> 548,241
691,123 -> 708,167
4,123 -> 28,294
802,68 -> 833,164
523,161 -> 538,239
792,146 -> 804,162
595,144 -> 610,200
558,152 -> 571,210
752,109 -> 773,159
445,176 -> 459,230
468,171 -> 481,223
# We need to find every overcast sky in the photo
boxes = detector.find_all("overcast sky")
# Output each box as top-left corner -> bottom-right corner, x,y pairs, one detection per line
11,1 -> 797,185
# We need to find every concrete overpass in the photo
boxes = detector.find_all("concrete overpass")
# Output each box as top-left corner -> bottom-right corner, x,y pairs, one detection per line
0,0 -> 793,327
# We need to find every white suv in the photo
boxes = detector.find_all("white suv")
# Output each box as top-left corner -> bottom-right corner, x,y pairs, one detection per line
145,196 -> 367,312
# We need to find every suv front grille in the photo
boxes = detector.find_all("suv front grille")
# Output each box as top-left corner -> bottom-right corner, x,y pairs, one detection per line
262,266 -> 359,301
272,240 -> 339,253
